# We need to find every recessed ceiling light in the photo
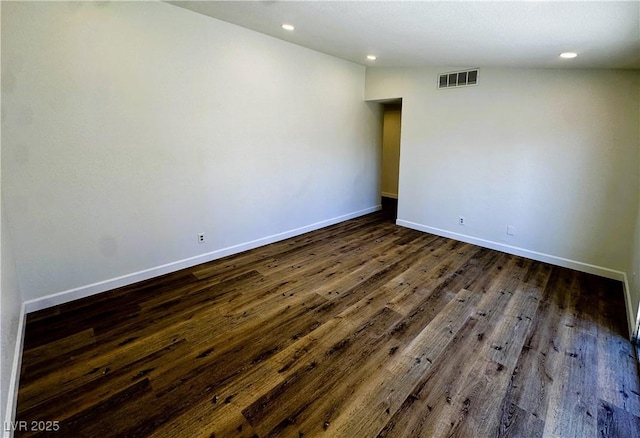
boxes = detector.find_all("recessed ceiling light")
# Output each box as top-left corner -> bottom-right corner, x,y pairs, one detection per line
560,52 -> 578,59
282,24 -> 295,31
367,55 -> 377,61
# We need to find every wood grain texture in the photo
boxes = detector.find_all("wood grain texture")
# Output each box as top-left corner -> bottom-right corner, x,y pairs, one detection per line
15,207 -> 640,437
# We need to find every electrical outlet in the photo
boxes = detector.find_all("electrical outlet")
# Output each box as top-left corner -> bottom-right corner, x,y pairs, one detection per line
458,216 -> 465,225
507,225 -> 516,236
198,233 -> 205,244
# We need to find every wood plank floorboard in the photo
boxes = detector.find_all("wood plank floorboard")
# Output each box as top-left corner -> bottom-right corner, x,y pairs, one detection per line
15,207 -> 640,437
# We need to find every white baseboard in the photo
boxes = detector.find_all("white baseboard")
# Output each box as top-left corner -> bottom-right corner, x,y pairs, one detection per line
635,301 -> 640,346
23,206 -> 381,314
397,219 -> 636,339
396,220 -> 625,280
626,274 -> 640,345
3,303 -> 26,438
381,192 -> 398,199
621,274 -> 637,343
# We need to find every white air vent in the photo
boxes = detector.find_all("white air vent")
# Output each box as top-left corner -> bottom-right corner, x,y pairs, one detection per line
438,69 -> 479,89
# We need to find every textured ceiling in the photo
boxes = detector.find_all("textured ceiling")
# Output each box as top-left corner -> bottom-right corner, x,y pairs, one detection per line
167,1 -> 640,69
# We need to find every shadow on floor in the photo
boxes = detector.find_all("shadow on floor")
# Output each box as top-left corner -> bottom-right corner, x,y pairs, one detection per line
381,196 -> 398,222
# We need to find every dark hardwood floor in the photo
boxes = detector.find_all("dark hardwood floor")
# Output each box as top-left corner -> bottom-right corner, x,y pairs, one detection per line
16,205 -> 640,437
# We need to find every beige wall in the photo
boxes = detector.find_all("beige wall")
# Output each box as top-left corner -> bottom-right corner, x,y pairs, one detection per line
381,104 -> 401,198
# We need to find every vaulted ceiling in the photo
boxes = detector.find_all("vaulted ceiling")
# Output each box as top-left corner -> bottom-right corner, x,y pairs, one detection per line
168,1 -> 640,69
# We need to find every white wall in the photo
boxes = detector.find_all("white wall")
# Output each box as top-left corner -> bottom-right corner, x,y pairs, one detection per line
1,2 -> 24,428
628,93 -> 640,341
1,1 -> 381,305
366,67 -> 640,330
1,203 -> 22,432
630,202 -> 640,341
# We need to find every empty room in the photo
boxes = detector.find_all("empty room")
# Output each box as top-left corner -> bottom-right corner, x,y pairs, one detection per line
1,1 -> 639,437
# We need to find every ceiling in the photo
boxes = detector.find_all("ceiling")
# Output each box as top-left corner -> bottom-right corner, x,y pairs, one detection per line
168,1 -> 640,70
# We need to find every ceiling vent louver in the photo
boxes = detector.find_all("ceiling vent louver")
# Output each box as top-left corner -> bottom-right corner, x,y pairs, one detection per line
438,69 -> 479,89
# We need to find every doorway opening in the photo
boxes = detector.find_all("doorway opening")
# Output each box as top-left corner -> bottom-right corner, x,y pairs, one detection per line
380,99 -> 402,221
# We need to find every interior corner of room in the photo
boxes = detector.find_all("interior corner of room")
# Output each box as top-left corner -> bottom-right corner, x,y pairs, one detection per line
1,1 -> 639,434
